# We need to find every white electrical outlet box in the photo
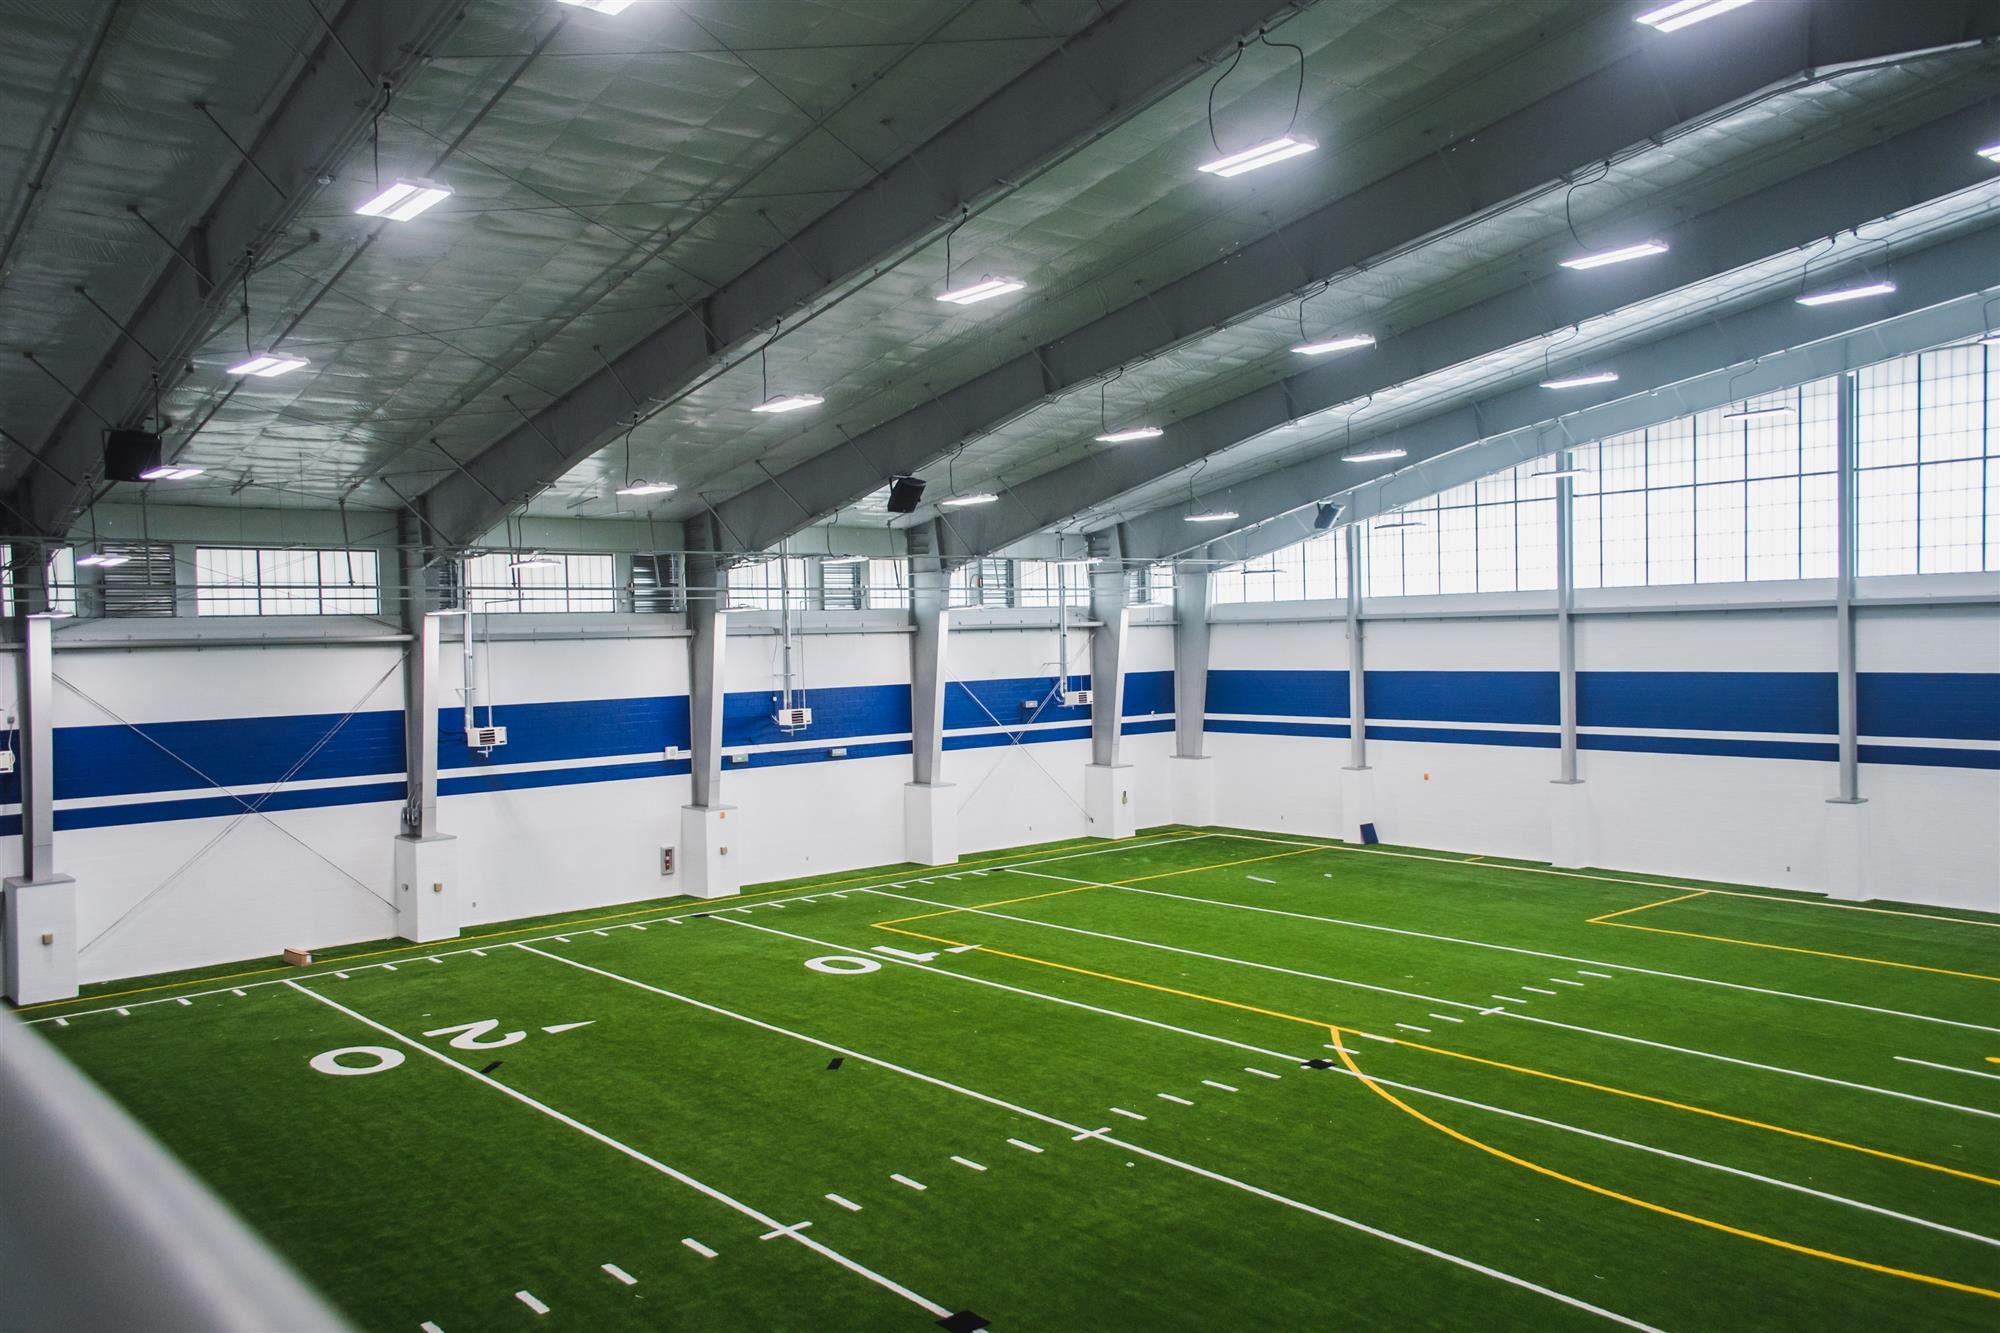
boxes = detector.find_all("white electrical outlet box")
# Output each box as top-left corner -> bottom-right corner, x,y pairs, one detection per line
0,751 -> 14,775
774,706 -> 813,729
1062,689 -> 1094,707
661,847 -> 675,876
829,746 -> 848,758
663,745 -> 684,761
465,725 -> 508,749
728,751 -> 750,764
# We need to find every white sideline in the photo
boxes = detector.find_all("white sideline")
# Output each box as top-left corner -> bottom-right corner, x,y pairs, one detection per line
283,980 -> 949,1320
27,833 -> 1214,1028
721,916 -> 2000,1255
517,940 -> 1659,1330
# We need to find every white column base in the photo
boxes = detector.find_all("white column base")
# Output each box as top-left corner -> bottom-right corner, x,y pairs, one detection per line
4,874 -> 78,1005
903,783 -> 959,866
1085,763 -> 1137,840
679,805 -> 741,899
1820,798 -> 1869,901
1170,755 -> 1215,827
1548,781 -> 1592,870
1339,766 -> 1376,844
393,834 -> 461,943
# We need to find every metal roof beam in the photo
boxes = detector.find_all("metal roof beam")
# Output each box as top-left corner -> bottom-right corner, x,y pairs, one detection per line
416,0 -> 1309,548
691,0 -> 2000,560
940,96 -> 2000,559
1123,220 -> 2000,566
10,0 -> 467,538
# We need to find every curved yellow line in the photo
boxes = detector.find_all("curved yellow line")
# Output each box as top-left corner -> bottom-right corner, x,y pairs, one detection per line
1329,1026 -> 2000,1303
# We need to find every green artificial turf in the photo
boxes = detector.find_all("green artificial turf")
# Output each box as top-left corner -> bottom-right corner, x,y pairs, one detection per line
20,826 -> 2000,1330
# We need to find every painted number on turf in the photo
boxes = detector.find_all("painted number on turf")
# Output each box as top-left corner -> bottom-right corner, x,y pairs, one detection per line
805,955 -> 881,975
422,1018 -> 528,1049
309,1046 -> 406,1077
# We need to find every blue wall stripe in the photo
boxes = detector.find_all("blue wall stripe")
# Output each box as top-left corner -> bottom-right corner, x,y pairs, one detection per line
1858,673 -> 2000,742
1578,671 -> 1834,735
1369,672 -> 1559,726
1206,670 -> 1346,719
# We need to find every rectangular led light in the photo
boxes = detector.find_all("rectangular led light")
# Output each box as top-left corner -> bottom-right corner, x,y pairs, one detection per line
557,0 -> 639,12
508,556 -> 561,571
821,555 -> 869,566
1292,334 -> 1375,356
751,393 -> 824,414
226,353 -> 309,378
1722,404 -> 1796,421
1981,144 -> 2000,163
1540,371 -> 1619,389
1372,518 -> 1425,531
1796,281 -> 1895,307
1635,0 -> 1759,33
941,493 -> 997,507
355,178 -> 453,222
77,552 -> 131,567
937,277 -> 1025,306
1184,510 -> 1239,523
616,480 -> 676,496
1094,426 -> 1163,443
1533,467 -> 1591,479
139,465 -> 205,480
1198,136 -> 1318,178
1559,241 -> 1669,271
1343,447 -> 1406,463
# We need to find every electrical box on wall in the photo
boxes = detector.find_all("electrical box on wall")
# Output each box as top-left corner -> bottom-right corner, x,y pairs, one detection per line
465,725 -> 508,750
661,847 -> 675,876
1062,689 -> 1093,708
774,706 -> 813,730
0,751 -> 14,775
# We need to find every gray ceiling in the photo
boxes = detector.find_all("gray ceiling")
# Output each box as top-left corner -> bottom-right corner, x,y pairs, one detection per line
3,0 -> 1999,557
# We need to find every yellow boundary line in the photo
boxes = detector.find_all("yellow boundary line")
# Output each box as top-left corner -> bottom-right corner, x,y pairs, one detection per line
17,832 -> 1202,1014
1329,1030 -> 2000,1303
868,870 -> 2000,1300
1585,890 -> 1712,924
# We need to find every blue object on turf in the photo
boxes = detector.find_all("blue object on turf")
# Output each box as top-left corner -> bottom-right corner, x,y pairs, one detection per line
1359,822 -> 1379,845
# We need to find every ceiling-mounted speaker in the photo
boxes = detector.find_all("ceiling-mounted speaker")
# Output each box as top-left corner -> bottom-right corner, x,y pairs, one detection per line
1313,501 -> 1341,531
886,476 -> 926,514
104,430 -> 163,483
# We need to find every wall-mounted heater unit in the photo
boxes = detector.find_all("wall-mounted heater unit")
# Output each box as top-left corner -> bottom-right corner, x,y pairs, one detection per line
1062,688 -> 1094,708
465,724 -> 508,750
774,706 -> 813,730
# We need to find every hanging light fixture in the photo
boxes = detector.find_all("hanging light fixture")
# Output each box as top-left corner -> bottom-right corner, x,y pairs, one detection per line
1198,33 -> 1316,178
140,464 -> 204,480
1091,370 -> 1161,442
934,207 -> 1023,306
749,320 -> 823,414
1184,509 -> 1239,523
941,493 -> 998,507
355,178 -> 452,222
226,353 -> 309,378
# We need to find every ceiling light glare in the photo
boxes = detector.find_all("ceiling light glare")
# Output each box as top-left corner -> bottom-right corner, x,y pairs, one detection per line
1198,136 -> 1318,178
1094,426 -> 1164,443
1979,144 -> 2000,164
1559,241 -> 1669,271
1540,371 -> 1619,389
76,552 -> 131,567
1372,517 -> 1425,531
1796,281 -> 1896,308
616,480 -> 677,497
507,555 -> 561,571
1184,510 -> 1239,523
1722,404 -> 1797,421
750,393 -> 824,414
355,178 -> 453,222
1635,0 -> 1760,33
821,555 -> 869,566
1291,333 -> 1375,356
556,0 -> 639,12
1533,466 -> 1591,479
1342,447 -> 1406,463
936,276 -> 1025,306
139,465 -> 205,480
226,352 -> 309,378
941,493 -> 998,507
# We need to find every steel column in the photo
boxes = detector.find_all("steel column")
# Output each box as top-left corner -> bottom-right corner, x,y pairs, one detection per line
1171,561 -> 1210,759
1832,372 -> 1863,805
16,611 -> 55,884
1344,523 -> 1367,772
909,557 -> 949,787
686,545 -> 726,810
1556,451 -> 1579,785
1088,536 -> 1129,768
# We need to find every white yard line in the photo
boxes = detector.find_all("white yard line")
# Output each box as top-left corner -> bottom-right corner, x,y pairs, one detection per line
1110,1107 -> 1147,1120
602,1264 -> 637,1286
516,942 -> 1657,1330
1521,986 -> 1557,996
682,1239 -> 716,1259
1502,1012 -> 2000,1121
515,1291 -> 548,1315
283,980 -> 948,1319
826,1194 -> 862,1212
1894,1056 -> 2000,1084
891,1174 -> 927,1192
1427,1014 -> 1464,1024
1158,1093 -> 1193,1106
1396,1024 -> 1431,1034
1006,1138 -> 1043,1154
1201,1080 -> 1239,1093
951,1156 -> 987,1172
1244,1067 -> 1282,1079
733,913 -> 2000,1259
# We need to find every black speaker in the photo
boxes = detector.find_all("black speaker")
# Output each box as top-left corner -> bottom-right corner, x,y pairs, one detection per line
104,429 -> 163,483
1313,501 -> 1341,531
886,476 -> 926,514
